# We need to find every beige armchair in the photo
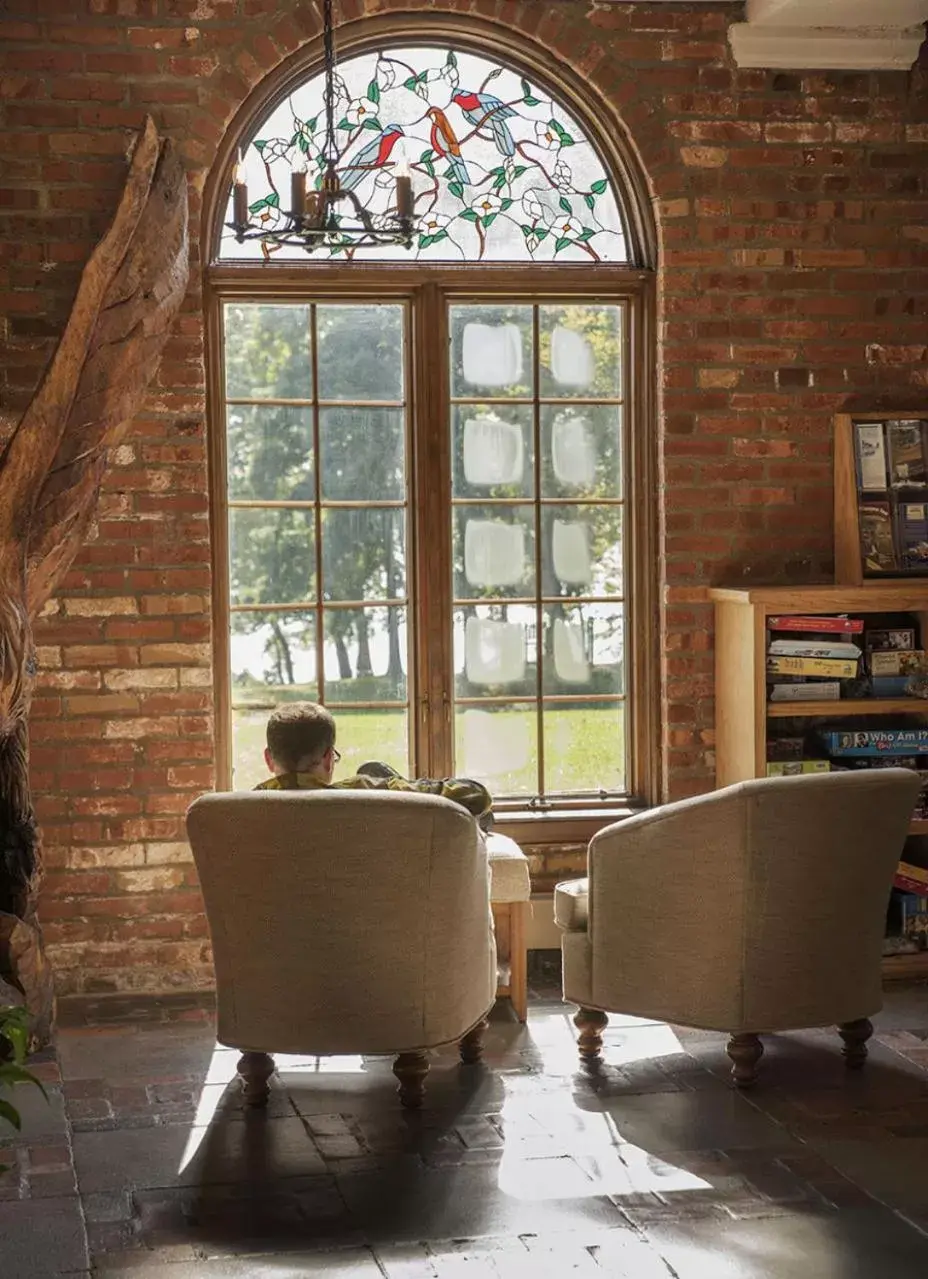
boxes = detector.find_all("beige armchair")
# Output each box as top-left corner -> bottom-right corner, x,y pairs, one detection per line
555,770 -> 920,1086
186,789 -> 496,1109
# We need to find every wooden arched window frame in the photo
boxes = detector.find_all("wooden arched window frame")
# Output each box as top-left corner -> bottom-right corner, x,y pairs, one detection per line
204,17 -> 659,839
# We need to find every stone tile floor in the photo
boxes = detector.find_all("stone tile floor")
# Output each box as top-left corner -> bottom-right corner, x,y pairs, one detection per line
3,985 -> 928,1276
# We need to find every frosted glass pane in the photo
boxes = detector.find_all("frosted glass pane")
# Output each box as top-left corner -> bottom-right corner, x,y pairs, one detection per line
463,415 -> 524,486
464,520 -> 526,588
552,414 -> 595,487
462,323 -> 523,387
550,325 -> 595,388
553,619 -> 590,683
552,519 -> 591,587
465,617 -> 526,685
461,708 -> 531,776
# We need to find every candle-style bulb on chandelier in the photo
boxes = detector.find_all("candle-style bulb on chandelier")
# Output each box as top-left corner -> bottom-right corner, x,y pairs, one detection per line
227,0 -> 417,252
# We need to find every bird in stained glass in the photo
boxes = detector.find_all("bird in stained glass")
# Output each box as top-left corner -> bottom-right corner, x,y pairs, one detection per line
340,124 -> 405,192
452,91 -> 516,158
427,107 -> 471,186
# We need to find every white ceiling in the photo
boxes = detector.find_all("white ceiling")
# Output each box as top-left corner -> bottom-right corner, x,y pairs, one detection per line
606,0 -> 928,68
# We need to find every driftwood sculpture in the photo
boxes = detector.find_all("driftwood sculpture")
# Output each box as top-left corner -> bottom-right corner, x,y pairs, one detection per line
0,118 -> 189,1039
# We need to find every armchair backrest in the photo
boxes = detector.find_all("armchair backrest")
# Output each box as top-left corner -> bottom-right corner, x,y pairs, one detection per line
587,769 -> 920,1031
186,790 -> 495,1055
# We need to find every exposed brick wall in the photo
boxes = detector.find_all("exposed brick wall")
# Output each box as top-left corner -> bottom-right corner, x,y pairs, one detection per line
1,1 -> 926,994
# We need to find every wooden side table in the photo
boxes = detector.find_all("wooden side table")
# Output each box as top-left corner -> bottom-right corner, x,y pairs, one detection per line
486,832 -> 531,1023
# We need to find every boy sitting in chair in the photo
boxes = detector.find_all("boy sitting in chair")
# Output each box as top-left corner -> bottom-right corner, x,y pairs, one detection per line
255,701 -> 493,827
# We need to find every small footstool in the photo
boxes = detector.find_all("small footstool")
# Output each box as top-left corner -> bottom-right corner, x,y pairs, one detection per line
486,832 -> 531,1022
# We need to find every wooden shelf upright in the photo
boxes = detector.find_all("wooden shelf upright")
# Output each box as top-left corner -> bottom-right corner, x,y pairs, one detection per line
710,582 -> 928,982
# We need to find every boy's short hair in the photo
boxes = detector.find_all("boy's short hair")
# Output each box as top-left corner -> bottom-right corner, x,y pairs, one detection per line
266,702 -> 335,772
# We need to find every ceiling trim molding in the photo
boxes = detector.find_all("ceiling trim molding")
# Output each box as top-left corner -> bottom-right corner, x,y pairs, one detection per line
729,23 -> 926,69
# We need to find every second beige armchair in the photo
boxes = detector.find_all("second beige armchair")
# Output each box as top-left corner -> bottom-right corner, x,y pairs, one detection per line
555,769 -> 920,1086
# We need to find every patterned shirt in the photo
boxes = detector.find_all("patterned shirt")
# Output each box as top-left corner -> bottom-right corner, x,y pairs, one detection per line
254,770 -> 492,821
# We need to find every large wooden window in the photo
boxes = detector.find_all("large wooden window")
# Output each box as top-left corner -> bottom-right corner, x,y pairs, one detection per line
208,35 -> 657,820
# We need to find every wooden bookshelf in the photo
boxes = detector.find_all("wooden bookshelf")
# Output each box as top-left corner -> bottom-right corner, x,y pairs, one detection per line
710,582 -> 928,981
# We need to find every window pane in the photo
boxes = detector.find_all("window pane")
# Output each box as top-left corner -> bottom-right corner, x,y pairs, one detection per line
218,48 -> 628,265
543,702 -> 625,794
227,404 -> 313,502
455,704 -> 538,799
224,303 -> 313,399
323,606 -> 407,702
454,505 -> 535,600
322,509 -> 405,601
539,304 -> 622,400
316,304 -> 404,401
229,508 -> 315,606
231,610 -> 317,698
454,604 -> 535,696
542,603 -> 624,694
540,505 -> 622,598
327,707 -> 409,780
452,404 -> 533,500
320,407 -> 404,500
450,304 -> 533,398
541,405 -> 622,501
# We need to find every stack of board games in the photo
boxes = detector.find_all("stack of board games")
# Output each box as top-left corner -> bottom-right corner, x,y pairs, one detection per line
864,625 -> 924,697
853,417 -> 928,574
765,614 -> 863,705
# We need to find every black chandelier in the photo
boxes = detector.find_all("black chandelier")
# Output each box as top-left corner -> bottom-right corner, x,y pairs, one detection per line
228,0 -> 416,253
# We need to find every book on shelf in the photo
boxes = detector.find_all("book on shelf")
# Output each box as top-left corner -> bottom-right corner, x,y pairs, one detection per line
768,639 -> 861,660
824,729 -> 928,756
766,655 -> 858,678
865,627 -> 916,651
769,682 -> 841,702
767,615 -> 864,635
767,736 -> 805,761
855,421 -> 889,491
868,650 -> 924,677
766,760 -> 831,776
899,893 -> 928,945
899,502 -> 928,570
869,674 -> 915,697
887,419 -> 928,489
894,862 -> 928,895
859,500 -> 898,573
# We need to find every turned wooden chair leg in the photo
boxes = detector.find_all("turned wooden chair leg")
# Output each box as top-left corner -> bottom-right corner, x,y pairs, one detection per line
838,1017 -> 873,1069
460,1017 -> 489,1065
726,1033 -> 764,1088
237,1050 -> 275,1107
393,1051 -> 430,1109
574,1007 -> 609,1066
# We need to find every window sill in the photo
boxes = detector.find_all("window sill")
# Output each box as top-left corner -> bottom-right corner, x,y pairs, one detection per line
493,804 -> 648,847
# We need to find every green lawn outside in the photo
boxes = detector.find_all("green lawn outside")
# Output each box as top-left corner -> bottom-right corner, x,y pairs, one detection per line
233,703 -> 625,797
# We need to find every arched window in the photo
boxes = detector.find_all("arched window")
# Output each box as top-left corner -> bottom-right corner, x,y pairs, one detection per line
218,46 -> 628,264
208,34 -> 657,824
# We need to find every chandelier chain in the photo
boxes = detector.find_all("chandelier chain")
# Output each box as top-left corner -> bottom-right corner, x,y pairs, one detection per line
323,0 -> 337,166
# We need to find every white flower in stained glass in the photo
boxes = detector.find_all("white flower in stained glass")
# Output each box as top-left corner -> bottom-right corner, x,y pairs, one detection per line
524,190 -> 545,221
534,120 -> 560,150
421,211 -> 450,235
472,192 -> 502,220
346,96 -> 378,126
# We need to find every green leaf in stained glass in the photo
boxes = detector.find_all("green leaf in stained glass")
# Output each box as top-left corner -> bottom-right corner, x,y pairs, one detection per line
500,198 -> 513,211
578,228 -> 595,242
483,213 -> 498,228
265,192 -> 280,208
403,75 -> 418,90
288,132 -> 299,146
419,148 -> 435,163
253,139 -> 267,153
558,196 -> 572,215
520,223 -> 533,236
584,193 -> 595,210
521,77 -> 532,97
535,227 -> 550,242
523,96 -> 540,106
298,137 -> 309,155
307,116 -> 318,132
446,51 -> 457,69
448,181 -> 465,199
513,166 -> 528,178
590,179 -> 608,195
554,236 -> 571,254
367,80 -> 380,104
493,174 -> 507,191
460,209 -> 479,223
362,118 -> 382,131
430,229 -> 449,245
337,117 -> 351,131
418,233 -> 435,249
248,197 -> 268,213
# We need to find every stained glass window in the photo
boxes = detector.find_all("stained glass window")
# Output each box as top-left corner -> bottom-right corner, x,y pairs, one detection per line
218,45 -> 628,263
